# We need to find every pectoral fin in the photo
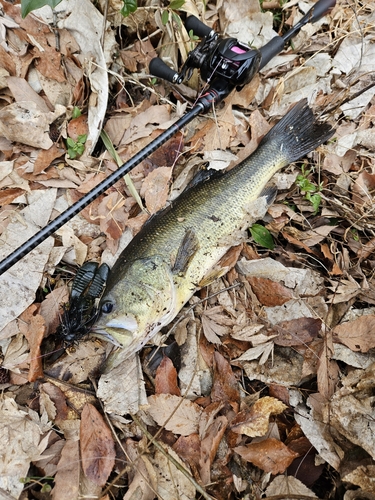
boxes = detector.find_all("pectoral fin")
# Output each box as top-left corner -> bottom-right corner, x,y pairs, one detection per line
172,229 -> 200,276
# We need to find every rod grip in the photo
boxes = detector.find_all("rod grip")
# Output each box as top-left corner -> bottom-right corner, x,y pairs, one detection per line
149,58 -> 178,83
307,0 -> 336,23
185,15 -> 213,38
259,36 -> 285,69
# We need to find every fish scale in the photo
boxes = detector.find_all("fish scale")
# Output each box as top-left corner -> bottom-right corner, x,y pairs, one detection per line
92,99 -> 334,362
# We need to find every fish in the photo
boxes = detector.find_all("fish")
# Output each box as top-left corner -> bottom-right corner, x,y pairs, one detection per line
92,99 -> 334,362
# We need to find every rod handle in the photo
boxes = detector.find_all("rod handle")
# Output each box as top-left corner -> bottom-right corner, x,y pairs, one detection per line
185,15 -> 214,38
149,58 -> 179,83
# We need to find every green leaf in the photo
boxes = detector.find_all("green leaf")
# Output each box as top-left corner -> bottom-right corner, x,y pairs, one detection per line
77,134 -> 87,144
169,0 -> 185,9
76,143 -> 85,155
21,0 -> 63,18
72,106 -> 81,119
250,224 -> 274,250
67,148 -> 77,159
161,9 -> 169,25
306,192 -> 321,214
66,138 -> 76,148
121,0 -> 137,17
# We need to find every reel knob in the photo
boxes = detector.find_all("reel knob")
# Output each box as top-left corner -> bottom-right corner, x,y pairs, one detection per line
149,58 -> 182,84
185,15 -> 215,38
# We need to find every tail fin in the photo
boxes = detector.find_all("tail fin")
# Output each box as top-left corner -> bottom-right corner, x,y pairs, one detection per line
260,99 -> 335,163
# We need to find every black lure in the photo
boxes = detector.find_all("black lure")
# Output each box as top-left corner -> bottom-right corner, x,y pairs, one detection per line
56,261 -> 110,345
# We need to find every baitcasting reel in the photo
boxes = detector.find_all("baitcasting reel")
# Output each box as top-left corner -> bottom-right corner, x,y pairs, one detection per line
149,0 -> 336,97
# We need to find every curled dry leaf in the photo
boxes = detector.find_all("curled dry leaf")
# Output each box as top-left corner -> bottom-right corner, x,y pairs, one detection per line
18,304 -> 45,382
211,351 -> 240,412
80,403 -> 116,486
234,438 -> 299,475
230,396 -> 287,437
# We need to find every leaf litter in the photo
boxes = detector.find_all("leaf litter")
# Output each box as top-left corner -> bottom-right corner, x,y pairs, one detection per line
0,0 -> 375,498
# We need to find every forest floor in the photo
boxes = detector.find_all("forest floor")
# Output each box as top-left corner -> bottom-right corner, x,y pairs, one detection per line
0,0 -> 375,498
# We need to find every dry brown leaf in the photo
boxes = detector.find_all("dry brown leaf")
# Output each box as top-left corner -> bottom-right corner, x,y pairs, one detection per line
0,101 -> 65,149
18,304 -> 45,382
211,351 -> 240,412
230,396 -> 287,437
147,394 -> 202,436
352,171 -> 375,206
148,132 -> 184,169
155,356 -> 180,396
52,438 -> 80,500
272,317 -> 321,347
150,447 -> 196,500
301,225 -> 337,247
333,315 -> 375,352
266,475 -> 317,498
199,415 -> 228,485
34,144 -> 65,174
234,438 -> 299,475
67,114 -> 89,141
80,403 -> 115,486
248,276 -> 294,306
39,285 -> 69,336
317,336 -> 339,400
140,166 -> 172,214
173,433 -> 201,470
0,398 -> 50,498
0,187 -> 25,205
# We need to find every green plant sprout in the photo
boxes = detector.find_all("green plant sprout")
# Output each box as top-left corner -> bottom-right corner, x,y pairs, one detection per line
296,165 -> 323,214
250,223 -> 275,250
66,134 -> 87,159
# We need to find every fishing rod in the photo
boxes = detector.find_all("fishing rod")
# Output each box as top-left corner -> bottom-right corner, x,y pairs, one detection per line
0,0 -> 335,276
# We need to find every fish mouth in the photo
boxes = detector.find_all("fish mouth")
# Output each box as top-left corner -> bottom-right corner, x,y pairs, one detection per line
91,313 -> 139,346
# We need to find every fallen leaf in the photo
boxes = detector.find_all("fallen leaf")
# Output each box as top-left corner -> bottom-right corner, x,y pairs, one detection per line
39,285 -> 70,336
80,403 -> 116,486
248,276 -> 294,306
266,475 -> 317,497
18,304 -> 45,382
155,356 -> 180,396
173,433 -> 201,470
147,394 -> 202,436
199,415 -> 228,485
211,351 -> 240,412
272,317 -> 321,346
0,398 -> 50,498
140,166 -> 172,214
53,433 -> 81,500
231,396 -> 287,437
0,101 -> 65,149
234,438 -> 299,475
67,114 -> 89,141
325,364 -> 375,461
150,447 -> 196,500
333,315 -> 375,352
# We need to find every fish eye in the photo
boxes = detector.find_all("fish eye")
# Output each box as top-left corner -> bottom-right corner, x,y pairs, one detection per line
101,301 -> 114,314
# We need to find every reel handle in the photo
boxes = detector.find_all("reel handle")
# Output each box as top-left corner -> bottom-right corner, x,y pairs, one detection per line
149,57 -> 181,83
185,15 -> 214,38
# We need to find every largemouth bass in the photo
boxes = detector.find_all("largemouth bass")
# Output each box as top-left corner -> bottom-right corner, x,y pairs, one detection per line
93,99 -> 334,359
